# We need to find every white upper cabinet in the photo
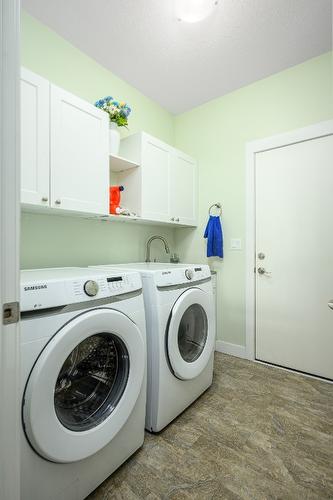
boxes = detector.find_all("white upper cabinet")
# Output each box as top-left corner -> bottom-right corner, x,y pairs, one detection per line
141,135 -> 172,221
21,68 -> 50,206
21,69 -> 197,225
170,149 -> 197,226
21,69 -> 109,216
119,132 -> 197,226
50,85 -> 109,214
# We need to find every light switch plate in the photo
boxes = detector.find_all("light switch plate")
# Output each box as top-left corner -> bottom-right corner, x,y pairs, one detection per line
230,238 -> 242,250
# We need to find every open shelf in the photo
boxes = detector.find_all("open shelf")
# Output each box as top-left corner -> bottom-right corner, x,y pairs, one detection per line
96,214 -> 196,228
109,154 -> 139,172
21,206 -> 197,228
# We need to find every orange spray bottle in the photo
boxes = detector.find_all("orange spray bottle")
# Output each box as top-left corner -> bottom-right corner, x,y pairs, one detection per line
109,185 -> 124,214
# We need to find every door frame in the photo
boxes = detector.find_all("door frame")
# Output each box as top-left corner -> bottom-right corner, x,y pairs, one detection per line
0,0 -> 21,498
245,120 -> 333,361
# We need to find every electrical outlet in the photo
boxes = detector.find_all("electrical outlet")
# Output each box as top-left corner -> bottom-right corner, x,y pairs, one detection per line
230,238 -> 242,250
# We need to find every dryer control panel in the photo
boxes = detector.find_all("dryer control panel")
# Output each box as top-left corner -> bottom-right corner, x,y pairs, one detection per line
88,263 -> 211,289
154,264 -> 211,288
20,268 -> 142,312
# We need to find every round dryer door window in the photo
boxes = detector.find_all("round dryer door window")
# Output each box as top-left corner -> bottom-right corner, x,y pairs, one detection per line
178,304 -> 208,363
23,308 -> 145,463
167,288 -> 215,380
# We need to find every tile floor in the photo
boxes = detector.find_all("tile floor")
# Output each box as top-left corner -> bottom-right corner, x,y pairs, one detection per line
88,353 -> 333,499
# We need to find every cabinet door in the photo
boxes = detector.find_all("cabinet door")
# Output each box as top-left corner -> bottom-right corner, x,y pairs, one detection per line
50,85 -> 109,215
141,135 -> 172,222
170,150 -> 197,226
21,68 -> 50,206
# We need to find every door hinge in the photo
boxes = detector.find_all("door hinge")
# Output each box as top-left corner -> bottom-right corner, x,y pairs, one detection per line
2,302 -> 20,325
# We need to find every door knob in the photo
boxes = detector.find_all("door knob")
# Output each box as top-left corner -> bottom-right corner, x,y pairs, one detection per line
328,300 -> 333,310
257,267 -> 271,276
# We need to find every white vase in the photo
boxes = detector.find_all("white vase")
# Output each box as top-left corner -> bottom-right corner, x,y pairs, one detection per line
109,122 -> 120,155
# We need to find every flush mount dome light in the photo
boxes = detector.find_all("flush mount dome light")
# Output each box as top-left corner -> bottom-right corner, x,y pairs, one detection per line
176,0 -> 219,23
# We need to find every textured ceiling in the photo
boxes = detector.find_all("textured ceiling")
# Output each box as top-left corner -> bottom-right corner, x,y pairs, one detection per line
22,0 -> 332,114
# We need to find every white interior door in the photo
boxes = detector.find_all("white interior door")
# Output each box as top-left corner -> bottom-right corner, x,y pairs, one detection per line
255,134 -> 333,380
20,68 -> 50,206
50,85 -> 109,215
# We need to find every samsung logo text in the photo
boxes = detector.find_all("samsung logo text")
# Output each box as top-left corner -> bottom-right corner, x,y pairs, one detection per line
24,285 -> 48,291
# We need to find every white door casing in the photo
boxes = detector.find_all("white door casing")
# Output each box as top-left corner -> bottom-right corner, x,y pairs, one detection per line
0,0 -> 21,498
20,68 -> 50,206
50,84 -> 109,215
246,120 -> 333,380
23,308 -> 145,463
167,288 -> 214,380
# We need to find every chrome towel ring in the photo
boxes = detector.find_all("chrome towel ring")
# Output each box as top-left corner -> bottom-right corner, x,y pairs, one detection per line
208,203 -> 222,216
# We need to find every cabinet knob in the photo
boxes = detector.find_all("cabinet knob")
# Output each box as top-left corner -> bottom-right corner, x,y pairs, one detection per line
175,217 -> 180,222
55,199 -> 61,205
41,196 -> 48,202
170,217 -> 175,221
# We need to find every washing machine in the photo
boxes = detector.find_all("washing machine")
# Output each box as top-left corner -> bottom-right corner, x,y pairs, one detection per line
90,263 -> 215,432
20,267 -> 146,500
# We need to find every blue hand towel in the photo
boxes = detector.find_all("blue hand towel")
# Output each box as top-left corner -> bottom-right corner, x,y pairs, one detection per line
204,215 -> 223,258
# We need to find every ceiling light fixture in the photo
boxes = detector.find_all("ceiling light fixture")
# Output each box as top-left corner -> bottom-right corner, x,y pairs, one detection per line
176,0 -> 219,23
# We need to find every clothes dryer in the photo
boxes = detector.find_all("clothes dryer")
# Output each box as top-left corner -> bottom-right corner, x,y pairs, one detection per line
90,263 -> 215,432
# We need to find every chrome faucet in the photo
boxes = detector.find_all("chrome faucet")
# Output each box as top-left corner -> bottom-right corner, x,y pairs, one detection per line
145,235 -> 170,263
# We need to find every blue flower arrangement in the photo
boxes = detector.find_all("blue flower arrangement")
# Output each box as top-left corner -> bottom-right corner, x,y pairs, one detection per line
95,96 -> 131,127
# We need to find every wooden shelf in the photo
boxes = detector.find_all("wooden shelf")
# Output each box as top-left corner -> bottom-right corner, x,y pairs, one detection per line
109,154 -> 139,172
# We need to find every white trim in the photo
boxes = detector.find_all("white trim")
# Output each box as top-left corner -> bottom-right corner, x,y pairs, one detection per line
245,120 -> 333,361
215,340 -> 246,359
215,343 -> 333,384
0,0 -> 21,498
254,360 -> 333,385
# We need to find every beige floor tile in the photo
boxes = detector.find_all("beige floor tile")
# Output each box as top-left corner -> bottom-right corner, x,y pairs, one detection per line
87,353 -> 333,500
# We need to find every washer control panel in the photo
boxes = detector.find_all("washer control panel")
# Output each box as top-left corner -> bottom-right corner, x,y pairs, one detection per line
72,273 -> 141,302
107,275 -> 124,291
20,268 -> 142,312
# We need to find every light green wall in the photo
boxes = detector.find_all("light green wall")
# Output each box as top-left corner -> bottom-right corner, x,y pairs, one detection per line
174,51 -> 333,346
21,12 -> 176,269
21,213 -> 175,268
21,12 -> 174,144
21,12 -> 332,347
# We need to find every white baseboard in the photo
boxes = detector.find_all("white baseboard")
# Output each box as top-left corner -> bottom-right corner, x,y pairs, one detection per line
215,340 -> 247,359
